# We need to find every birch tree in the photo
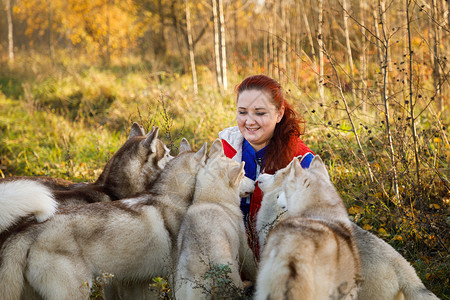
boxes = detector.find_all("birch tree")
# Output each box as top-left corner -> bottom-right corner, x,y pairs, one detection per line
317,0 -> 325,102
378,0 -> 399,197
212,0 -> 223,91
218,0 -> 227,90
359,0 -> 368,111
431,0 -> 443,113
185,0 -> 198,95
342,0 -> 356,104
5,0 -> 14,64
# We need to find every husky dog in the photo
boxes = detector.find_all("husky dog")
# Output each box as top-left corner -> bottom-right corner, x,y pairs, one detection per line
0,176 -> 84,191
353,225 -> 439,300
175,140 -> 257,300
0,180 -> 58,232
0,123 -> 172,208
256,158 -> 439,300
0,139 -> 207,300
255,156 -> 362,300
255,167 -> 287,254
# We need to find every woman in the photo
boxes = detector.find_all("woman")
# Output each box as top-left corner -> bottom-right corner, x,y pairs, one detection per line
219,74 -> 314,254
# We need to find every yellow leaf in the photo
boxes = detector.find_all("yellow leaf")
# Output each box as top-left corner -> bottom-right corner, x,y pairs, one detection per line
378,227 -> 389,236
429,204 -> 440,209
363,224 -> 372,231
348,206 -> 358,215
394,235 -> 403,242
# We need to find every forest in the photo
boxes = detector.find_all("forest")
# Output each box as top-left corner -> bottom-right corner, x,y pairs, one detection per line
0,0 -> 449,298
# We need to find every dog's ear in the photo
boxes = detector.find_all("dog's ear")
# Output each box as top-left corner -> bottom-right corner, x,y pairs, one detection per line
129,122 -> 145,139
143,127 -> 159,152
309,155 -> 330,181
286,157 -> 302,179
293,157 -> 303,176
179,138 -> 192,153
148,126 -> 157,136
193,143 -> 208,165
229,161 -> 245,187
209,139 -> 224,159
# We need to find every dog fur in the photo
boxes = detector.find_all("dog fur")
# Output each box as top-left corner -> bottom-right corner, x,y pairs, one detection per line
0,139 -> 207,300
255,156 -> 362,300
0,123 -> 171,208
256,157 -> 439,300
0,180 -> 57,232
175,139 -> 257,300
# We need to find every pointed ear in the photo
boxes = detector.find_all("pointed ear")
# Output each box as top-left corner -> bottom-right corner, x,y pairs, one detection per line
193,143 -> 208,165
179,138 -> 192,153
129,122 -> 145,139
209,139 -> 224,160
286,157 -> 301,178
229,162 -> 245,187
147,126 -> 157,136
309,155 -> 330,180
293,157 -> 303,176
143,127 -> 159,152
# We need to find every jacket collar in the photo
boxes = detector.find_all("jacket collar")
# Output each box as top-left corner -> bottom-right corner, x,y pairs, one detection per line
218,126 -> 244,163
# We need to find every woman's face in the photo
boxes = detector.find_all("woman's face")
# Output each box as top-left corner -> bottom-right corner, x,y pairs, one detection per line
236,89 -> 284,151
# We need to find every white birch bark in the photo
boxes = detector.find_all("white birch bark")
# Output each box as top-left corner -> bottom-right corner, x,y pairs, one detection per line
185,0 -> 198,95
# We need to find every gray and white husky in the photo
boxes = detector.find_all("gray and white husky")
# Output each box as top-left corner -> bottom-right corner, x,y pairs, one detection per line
256,157 -> 440,300
0,123 -> 171,209
175,139 -> 257,300
255,156 -> 362,300
0,139 -> 207,300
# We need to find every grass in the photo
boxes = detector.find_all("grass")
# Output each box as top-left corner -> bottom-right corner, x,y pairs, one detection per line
0,50 -> 448,298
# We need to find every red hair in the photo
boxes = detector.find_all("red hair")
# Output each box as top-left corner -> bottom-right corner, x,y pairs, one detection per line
236,75 -> 305,173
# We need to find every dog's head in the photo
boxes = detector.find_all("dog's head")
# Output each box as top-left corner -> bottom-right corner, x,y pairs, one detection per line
155,138 -> 207,204
96,123 -> 172,198
282,155 -> 336,215
192,139 -> 246,203
257,157 -> 297,210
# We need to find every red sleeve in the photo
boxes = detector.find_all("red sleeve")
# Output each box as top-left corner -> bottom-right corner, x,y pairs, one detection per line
293,137 -> 314,157
221,139 -> 237,158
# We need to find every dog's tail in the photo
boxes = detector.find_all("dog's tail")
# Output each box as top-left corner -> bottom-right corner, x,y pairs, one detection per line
255,247 -> 315,300
0,179 -> 58,232
0,232 -> 36,300
396,257 -> 440,300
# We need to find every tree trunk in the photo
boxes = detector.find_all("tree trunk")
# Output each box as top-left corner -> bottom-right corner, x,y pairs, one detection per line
294,0 -> 302,84
185,0 -> 198,95
342,0 -> 356,104
6,0 -> 14,64
47,0 -> 54,60
212,0 -> 223,91
281,0 -> 287,79
218,0 -> 227,90
273,1 -> 280,80
247,25 -> 253,71
406,0 -> 421,194
302,0 -> 320,99
264,26 -> 268,73
268,2 -> 274,77
317,0 -> 325,102
448,0 -> 450,29
359,0 -> 368,112
431,0 -> 443,113
378,0 -> 399,197
104,0 -> 111,65
155,0 -> 167,56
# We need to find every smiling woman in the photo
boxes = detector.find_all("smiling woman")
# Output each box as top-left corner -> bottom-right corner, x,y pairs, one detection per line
218,74 -> 315,255
236,89 -> 284,152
